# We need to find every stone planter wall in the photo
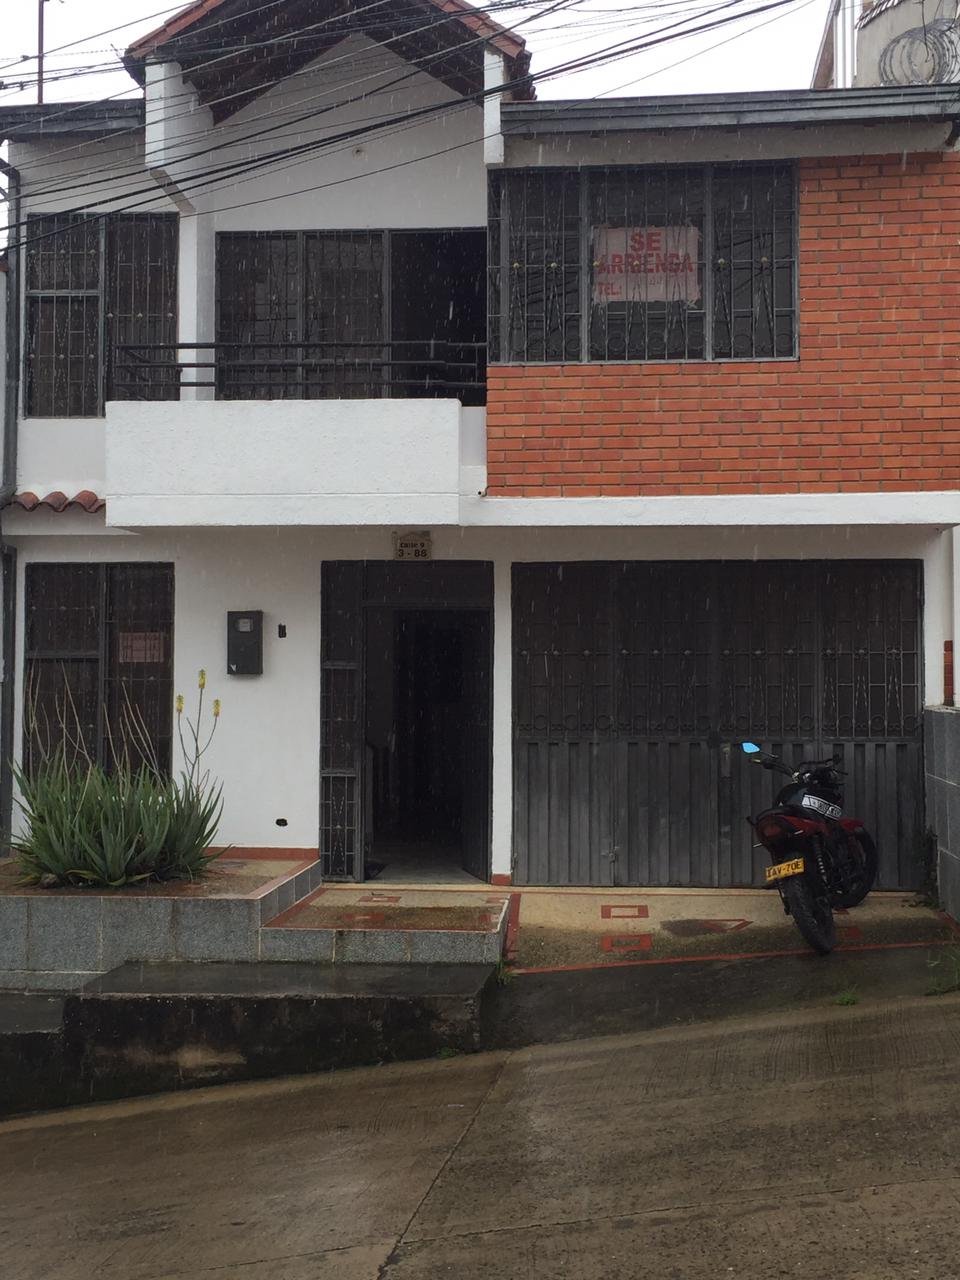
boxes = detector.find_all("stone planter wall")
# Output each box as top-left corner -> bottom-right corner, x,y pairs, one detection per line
0,859 -> 323,989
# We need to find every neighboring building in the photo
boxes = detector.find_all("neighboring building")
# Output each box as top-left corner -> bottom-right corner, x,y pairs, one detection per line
814,0 -> 960,89
1,0 -> 959,903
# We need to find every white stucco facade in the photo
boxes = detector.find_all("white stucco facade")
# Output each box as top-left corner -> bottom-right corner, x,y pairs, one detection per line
3,516 -> 952,879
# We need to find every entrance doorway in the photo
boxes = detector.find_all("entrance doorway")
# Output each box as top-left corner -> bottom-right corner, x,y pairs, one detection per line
319,562 -> 493,883
365,609 -> 490,883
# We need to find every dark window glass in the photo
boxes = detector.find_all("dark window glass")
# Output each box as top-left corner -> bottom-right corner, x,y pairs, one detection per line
24,563 -> 175,774
487,177 -> 503,364
25,295 -> 100,417
217,231 -> 383,399
24,213 -> 178,416
105,214 -> 179,402
491,163 -> 796,363
712,164 -> 796,360
491,170 -> 581,363
304,232 -> 383,398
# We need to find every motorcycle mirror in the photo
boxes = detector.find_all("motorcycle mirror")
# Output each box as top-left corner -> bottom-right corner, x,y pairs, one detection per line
741,742 -> 761,754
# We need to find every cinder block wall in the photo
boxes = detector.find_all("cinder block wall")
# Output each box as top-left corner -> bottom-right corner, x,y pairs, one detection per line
925,708 -> 960,923
486,152 -> 960,497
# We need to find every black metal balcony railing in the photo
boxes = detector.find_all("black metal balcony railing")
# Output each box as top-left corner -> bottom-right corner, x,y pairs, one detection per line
111,340 -> 487,407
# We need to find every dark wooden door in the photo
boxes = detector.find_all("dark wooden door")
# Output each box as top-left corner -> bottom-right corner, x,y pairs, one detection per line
513,561 -> 923,889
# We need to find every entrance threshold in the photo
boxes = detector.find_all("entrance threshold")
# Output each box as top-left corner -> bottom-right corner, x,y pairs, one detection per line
366,840 -> 486,887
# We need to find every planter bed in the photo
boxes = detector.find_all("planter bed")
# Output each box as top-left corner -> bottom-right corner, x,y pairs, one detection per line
0,853 -> 322,989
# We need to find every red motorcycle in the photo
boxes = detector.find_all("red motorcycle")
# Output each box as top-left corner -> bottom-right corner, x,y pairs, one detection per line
741,742 -> 878,954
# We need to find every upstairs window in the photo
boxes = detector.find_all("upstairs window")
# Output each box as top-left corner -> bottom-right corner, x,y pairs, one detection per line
216,231 -> 384,400
489,164 -> 796,364
215,229 -> 487,404
24,212 -> 178,416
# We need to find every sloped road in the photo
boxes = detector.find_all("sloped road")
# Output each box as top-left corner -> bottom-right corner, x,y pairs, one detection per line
2,996 -> 960,1280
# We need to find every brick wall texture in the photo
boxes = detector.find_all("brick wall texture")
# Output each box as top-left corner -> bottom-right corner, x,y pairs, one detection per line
485,153 -> 960,496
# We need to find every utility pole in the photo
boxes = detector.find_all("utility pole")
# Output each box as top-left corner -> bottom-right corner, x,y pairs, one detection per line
37,0 -> 46,104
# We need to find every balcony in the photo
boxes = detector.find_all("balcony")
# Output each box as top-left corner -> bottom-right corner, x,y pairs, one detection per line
111,340 -> 487,406
104,340 -> 487,528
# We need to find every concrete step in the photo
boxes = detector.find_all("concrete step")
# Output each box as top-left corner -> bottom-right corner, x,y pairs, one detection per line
1,961 -> 496,1117
0,992 -> 67,1115
260,888 -> 511,964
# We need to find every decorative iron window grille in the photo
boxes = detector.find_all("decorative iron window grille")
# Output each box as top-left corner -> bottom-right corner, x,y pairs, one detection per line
217,231 -> 385,401
23,563 -> 175,774
214,230 -> 486,404
489,164 -> 796,363
24,213 -> 179,416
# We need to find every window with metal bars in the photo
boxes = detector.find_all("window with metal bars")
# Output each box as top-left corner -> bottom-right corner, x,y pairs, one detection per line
23,563 -> 175,775
24,212 -> 179,416
216,231 -> 385,400
489,164 -> 796,363
215,229 -> 488,404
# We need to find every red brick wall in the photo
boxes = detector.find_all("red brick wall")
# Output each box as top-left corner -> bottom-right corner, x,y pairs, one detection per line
486,153 -> 960,496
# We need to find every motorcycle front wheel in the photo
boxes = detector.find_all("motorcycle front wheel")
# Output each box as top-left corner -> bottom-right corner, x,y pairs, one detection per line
783,876 -> 836,955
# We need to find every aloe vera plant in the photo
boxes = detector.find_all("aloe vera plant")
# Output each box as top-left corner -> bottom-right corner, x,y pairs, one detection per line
13,670 -> 224,888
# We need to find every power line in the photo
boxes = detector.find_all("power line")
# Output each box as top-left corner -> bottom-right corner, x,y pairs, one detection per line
6,0 -> 581,191
2,0 -> 809,252
0,0 -> 553,175
0,3 -> 189,74
597,0 -> 823,94
6,0 -> 760,195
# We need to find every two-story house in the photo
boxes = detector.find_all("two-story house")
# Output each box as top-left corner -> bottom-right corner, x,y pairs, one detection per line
2,0 -> 959,915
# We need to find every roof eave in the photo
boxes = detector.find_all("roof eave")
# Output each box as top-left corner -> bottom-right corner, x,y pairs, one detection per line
0,100 -> 144,142
125,0 -> 527,67
500,87 -> 960,137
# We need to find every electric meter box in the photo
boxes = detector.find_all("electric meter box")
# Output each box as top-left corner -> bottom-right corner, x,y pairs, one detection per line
227,611 -> 263,675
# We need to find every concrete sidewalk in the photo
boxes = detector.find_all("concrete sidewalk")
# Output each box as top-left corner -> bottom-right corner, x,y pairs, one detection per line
507,885 -> 957,968
3,993 -> 960,1279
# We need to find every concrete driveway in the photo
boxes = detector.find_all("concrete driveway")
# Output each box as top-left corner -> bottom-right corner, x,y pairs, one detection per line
3,993 -> 960,1279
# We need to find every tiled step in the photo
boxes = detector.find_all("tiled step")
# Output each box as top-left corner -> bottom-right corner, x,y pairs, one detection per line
260,888 -> 510,964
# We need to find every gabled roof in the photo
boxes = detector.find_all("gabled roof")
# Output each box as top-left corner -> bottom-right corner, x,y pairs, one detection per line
124,0 -> 532,122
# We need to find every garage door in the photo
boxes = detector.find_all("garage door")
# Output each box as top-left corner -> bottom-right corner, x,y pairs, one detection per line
513,561 -> 923,889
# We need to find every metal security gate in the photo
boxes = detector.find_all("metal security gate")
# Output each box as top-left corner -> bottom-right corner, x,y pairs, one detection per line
320,561 -> 493,881
513,561 -> 923,889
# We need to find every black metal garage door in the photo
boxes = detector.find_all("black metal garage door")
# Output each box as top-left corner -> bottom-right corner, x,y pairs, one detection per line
513,561 -> 923,889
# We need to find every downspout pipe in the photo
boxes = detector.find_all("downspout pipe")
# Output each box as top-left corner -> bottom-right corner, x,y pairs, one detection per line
0,152 -> 20,505
0,151 -> 21,846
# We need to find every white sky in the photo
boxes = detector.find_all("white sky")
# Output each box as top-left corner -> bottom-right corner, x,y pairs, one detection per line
0,0 -> 832,106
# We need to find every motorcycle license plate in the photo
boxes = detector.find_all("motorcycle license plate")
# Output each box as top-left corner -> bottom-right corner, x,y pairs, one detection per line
765,858 -> 805,884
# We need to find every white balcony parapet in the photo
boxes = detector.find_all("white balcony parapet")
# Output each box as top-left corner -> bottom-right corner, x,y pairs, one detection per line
105,399 -> 467,526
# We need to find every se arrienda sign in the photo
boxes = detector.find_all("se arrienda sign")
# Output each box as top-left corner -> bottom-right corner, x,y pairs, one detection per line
593,226 -> 700,304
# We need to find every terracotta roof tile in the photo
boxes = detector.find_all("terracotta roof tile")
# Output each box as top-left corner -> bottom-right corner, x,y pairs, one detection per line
10,490 -> 105,513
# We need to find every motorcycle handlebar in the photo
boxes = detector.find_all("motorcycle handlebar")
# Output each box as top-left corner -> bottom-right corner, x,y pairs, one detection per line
743,746 -> 845,778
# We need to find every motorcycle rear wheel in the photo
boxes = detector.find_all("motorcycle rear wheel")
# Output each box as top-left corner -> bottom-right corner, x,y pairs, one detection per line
783,877 -> 836,955
834,830 -> 879,909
